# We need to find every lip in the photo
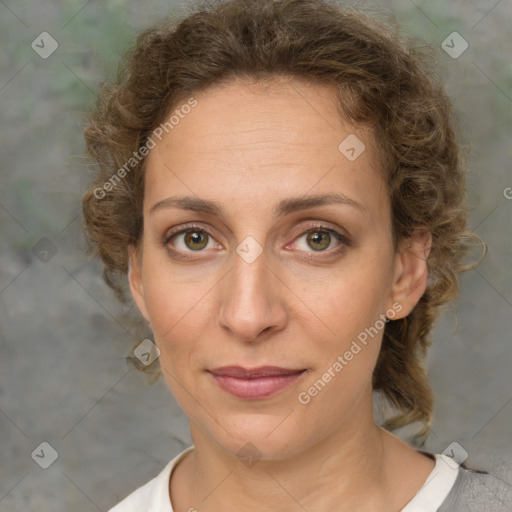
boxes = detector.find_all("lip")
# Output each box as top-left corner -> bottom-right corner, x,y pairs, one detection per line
208,366 -> 307,399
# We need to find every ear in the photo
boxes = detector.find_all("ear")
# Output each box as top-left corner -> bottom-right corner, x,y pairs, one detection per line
387,230 -> 432,319
127,244 -> 151,323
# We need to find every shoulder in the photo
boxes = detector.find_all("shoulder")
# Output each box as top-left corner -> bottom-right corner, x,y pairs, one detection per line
402,451 -> 512,512
108,475 -> 158,512
438,458 -> 512,511
107,446 -> 195,512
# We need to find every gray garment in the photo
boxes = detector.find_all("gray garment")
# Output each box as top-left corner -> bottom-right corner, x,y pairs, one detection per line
437,464 -> 512,511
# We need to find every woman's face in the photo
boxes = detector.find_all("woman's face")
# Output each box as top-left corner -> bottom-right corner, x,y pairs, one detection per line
129,77 -> 428,460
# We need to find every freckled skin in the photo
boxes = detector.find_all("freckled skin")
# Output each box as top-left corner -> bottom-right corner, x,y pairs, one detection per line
128,76 -> 434,512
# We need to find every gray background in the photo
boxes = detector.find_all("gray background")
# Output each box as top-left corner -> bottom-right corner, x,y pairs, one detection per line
0,0 -> 511,510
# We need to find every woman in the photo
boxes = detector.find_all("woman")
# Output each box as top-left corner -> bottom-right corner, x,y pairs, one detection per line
82,0 -> 510,510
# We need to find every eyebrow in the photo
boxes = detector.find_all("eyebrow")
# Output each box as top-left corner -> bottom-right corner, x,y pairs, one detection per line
149,193 -> 366,218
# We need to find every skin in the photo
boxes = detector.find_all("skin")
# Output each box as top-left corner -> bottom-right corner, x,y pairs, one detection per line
128,76 -> 435,512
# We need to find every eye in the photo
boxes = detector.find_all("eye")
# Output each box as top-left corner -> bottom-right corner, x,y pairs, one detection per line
163,223 -> 350,259
165,226 -> 218,253
291,226 -> 349,254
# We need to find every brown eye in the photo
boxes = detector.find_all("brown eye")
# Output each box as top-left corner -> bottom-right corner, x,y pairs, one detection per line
306,230 -> 332,251
183,230 -> 209,251
166,228 -> 214,252
290,226 -> 350,256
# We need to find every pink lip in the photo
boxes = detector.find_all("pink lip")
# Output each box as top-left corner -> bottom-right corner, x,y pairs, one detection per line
208,366 -> 307,399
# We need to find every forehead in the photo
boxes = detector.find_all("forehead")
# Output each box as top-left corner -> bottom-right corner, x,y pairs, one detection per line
144,76 -> 387,221
152,76 -> 371,157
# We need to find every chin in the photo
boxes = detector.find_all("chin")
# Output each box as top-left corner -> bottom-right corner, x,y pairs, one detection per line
204,411 -> 314,463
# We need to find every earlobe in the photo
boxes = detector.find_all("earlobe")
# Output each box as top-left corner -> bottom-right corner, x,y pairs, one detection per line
127,244 -> 151,323
388,230 -> 432,319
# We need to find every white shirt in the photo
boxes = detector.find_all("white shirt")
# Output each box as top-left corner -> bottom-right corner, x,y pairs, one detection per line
108,447 -> 460,512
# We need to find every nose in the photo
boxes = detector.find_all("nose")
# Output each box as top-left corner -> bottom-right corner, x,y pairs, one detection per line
217,248 -> 288,343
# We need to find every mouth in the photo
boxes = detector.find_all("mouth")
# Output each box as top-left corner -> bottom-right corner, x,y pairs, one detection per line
208,366 -> 308,399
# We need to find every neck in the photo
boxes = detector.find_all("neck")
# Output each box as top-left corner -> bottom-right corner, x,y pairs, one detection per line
178,390 -> 406,512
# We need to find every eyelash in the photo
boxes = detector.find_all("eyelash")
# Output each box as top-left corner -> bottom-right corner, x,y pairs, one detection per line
163,223 -> 350,260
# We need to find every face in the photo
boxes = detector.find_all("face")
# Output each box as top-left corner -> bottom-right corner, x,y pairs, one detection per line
129,76 -> 430,461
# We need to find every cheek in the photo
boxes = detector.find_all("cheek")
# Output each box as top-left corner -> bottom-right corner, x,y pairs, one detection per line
140,246 -> 212,336
139,249 -> 225,384
144,285 -> 213,362
143,272 -> 207,393
301,253 -> 393,395
297,278 -> 387,417
312,263 -> 392,341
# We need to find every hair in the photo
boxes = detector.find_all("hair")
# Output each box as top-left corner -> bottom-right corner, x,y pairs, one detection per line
82,0 -> 484,444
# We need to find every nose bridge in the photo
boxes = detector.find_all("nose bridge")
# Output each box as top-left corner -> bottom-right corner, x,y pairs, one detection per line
218,244 -> 286,341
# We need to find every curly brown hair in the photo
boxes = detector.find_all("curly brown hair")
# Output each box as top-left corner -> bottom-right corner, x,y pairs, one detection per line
82,0 -> 484,444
